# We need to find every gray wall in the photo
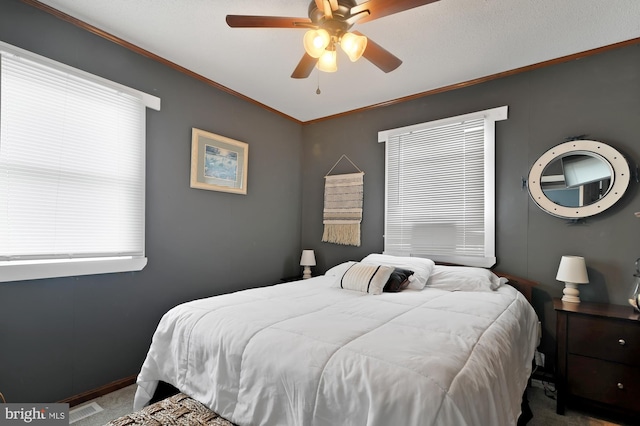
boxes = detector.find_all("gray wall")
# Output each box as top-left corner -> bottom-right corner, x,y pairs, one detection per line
0,0 -> 303,403
301,44 -> 640,362
2,0 -> 639,403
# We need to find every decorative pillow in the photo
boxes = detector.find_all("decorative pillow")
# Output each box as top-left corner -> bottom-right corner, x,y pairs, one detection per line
338,263 -> 395,295
427,265 -> 508,292
360,254 -> 435,290
383,268 -> 414,292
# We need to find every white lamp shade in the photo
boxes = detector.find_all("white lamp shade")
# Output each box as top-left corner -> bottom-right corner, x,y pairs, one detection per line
556,255 -> 589,284
300,250 -> 316,266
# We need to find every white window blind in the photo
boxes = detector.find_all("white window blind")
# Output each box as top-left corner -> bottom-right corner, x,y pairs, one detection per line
378,106 -> 507,267
0,41 -> 160,282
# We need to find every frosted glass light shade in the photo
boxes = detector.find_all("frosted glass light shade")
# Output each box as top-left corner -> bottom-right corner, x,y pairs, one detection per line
340,32 -> 367,62
317,49 -> 337,72
303,29 -> 330,58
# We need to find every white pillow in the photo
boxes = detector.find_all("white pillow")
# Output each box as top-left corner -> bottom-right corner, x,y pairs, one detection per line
325,261 -> 357,277
360,254 -> 435,290
337,263 -> 394,295
427,265 -> 508,292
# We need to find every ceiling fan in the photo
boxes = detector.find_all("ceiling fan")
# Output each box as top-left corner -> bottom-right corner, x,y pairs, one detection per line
226,0 -> 440,79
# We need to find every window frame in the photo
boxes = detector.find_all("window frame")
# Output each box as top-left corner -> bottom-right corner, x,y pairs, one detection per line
378,106 -> 508,268
0,41 -> 160,282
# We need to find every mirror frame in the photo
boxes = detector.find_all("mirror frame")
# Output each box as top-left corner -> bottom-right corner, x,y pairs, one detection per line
528,140 -> 630,219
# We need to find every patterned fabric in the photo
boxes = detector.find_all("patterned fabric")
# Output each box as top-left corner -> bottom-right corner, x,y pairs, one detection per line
105,393 -> 235,426
322,172 -> 363,246
339,263 -> 394,295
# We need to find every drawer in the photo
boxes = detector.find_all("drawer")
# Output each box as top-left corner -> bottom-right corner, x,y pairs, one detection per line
568,315 -> 640,365
568,354 -> 640,412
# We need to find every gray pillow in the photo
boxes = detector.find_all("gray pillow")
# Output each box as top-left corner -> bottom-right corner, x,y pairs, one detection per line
383,268 -> 414,292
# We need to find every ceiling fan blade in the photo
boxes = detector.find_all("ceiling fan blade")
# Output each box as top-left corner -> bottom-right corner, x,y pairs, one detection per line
291,53 -> 318,79
322,0 -> 333,18
351,0 -> 440,24
354,31 -> 402,73
226,15 -> 312,28
314,0 -> 339,15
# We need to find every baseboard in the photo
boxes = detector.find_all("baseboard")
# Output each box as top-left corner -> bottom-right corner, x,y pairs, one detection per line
59,375 -> 137,407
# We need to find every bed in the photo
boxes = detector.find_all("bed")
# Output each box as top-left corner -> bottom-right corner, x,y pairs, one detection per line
133,255 -> 540,426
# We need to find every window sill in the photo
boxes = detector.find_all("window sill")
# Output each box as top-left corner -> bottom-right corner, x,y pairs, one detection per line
0,257 -> 147,282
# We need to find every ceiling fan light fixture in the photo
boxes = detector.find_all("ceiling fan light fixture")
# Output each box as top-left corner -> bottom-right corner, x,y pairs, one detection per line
303,29 -> 331,58
317,48 -> 337,72
340,32 -> 367,62
227,0 -> 421,79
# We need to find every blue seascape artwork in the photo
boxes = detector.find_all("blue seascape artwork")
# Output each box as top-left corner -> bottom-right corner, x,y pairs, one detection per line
204,144 -> 238,181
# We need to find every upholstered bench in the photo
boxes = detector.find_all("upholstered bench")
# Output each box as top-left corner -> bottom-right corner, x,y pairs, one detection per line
105,393 -> 235,426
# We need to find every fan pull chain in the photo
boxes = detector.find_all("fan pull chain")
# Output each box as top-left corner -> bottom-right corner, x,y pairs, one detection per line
316,69 -> 321,95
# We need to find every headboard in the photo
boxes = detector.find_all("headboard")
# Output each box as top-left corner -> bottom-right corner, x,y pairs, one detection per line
494,271 -> 537,304
434,261 -> 538,304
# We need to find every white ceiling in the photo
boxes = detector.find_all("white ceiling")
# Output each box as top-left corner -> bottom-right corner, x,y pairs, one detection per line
36,0 -> 640,123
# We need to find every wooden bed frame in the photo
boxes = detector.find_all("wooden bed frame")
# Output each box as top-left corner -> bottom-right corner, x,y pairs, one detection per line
495,271 -> 538,304
434,261 -> 538,303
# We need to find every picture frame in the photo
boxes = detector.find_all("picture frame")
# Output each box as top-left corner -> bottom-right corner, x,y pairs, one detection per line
190,128 -> 248,195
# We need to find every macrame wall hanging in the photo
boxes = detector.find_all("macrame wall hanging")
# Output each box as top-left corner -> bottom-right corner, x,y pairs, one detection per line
322,155 -> 364,247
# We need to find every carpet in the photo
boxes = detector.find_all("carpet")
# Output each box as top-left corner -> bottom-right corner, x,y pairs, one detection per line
104,392 -> 235,426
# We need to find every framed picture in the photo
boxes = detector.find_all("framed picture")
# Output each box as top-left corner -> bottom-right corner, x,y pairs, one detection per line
190,128 -> 248,195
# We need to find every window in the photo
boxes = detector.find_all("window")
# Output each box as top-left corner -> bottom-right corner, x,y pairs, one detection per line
378,106 -> 507,267
0,41 -> 160,282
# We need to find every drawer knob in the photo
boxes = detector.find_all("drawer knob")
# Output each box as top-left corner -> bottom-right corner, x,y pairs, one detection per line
618,339 -> 626,346
618,383 -> 624,390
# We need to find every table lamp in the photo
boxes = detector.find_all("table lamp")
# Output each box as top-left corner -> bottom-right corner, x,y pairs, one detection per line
556,255 -> 589,303
300,250 -> 316,279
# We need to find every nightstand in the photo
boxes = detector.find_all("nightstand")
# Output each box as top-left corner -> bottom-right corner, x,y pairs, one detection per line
554,298 -> 640,418
280,275 -> 303,283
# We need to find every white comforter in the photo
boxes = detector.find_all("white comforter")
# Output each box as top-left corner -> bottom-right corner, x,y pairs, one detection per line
134,276 -> 539,426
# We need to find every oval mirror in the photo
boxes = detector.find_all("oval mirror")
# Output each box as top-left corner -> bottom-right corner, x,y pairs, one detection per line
528,140 -> 630,219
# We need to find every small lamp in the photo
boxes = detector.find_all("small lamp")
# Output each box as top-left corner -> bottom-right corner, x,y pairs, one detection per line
300,250 -> 316,279
317,47 -> 338,73
303,29 -> 331,58
340,32 -> 367,62
556,255 -> 589,303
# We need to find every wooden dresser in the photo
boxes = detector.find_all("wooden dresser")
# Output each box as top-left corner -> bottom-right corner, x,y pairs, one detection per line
554,298 -> 640,418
